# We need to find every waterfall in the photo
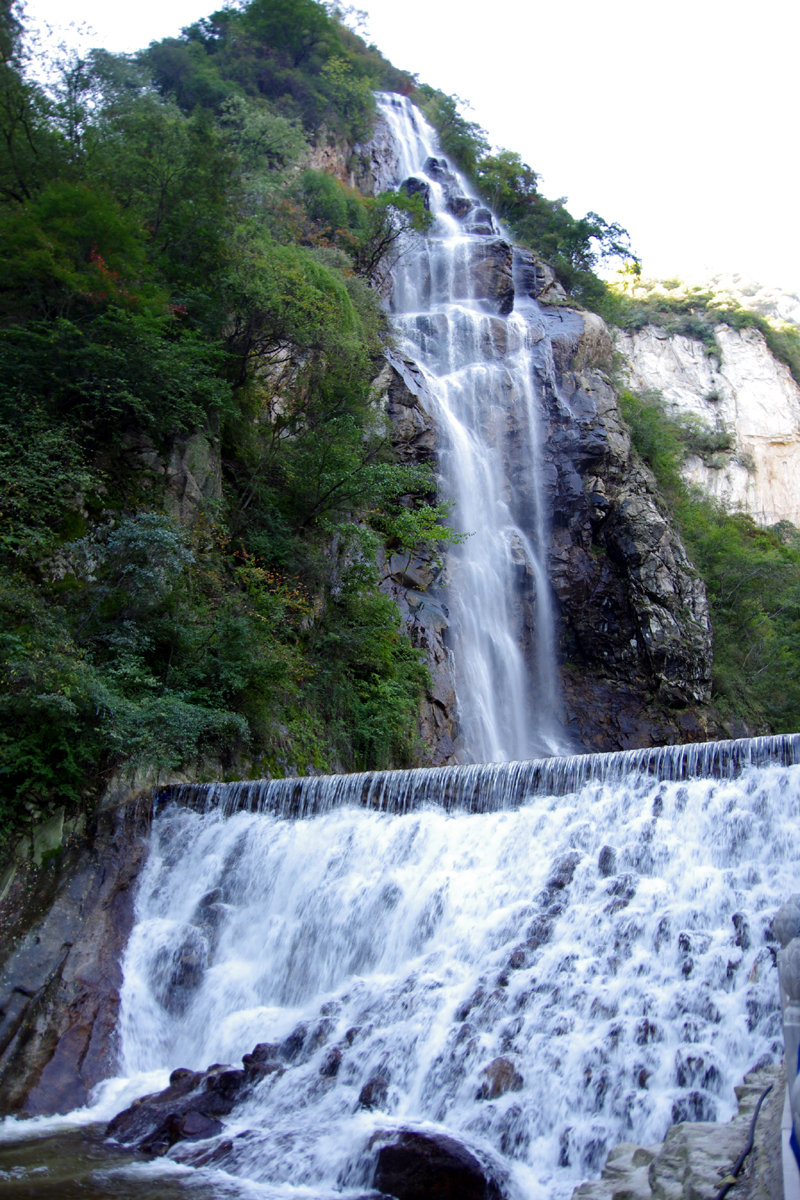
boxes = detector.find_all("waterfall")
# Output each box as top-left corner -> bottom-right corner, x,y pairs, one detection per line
2,97 -> 796,1200
107,737 -> 796,1198
377,93 -> 566,761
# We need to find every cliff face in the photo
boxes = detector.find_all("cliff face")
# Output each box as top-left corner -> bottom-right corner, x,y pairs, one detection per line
541,315 -> 714,749
362,109 -> 716,756
0,798 -> 152,1117
616,324 -> 800,527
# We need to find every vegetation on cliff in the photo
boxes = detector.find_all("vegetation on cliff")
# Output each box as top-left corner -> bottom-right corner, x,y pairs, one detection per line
600,275 -> 800,389
0,0 -> 452,847
3,0 -> 798,850
620,388 -> 800,731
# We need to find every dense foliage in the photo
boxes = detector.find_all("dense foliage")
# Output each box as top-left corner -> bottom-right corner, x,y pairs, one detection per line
619,388 -> 800,731
0,0 -> 449,848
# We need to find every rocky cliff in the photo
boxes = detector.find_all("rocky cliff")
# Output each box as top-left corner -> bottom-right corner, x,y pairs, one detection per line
0,797 -> 152,1116
541,313 -> 714,750
361,107 -> 715,756
616,323 -> 800,527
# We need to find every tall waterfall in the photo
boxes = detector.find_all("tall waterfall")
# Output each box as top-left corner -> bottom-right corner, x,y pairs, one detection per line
105,738 -> 795,1199
2,100 -> 796,1200
378,94 -> 566,761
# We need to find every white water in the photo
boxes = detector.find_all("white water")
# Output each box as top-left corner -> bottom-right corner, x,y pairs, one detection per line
378,94 -> 565,761
112,755 -> 797,1198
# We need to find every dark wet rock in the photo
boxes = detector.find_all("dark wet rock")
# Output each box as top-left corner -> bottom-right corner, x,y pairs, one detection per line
675,1049 -> 720,1091
423,156 -> 452,183
732,911 -> 751,949
193,888 -> 227,945
634,1018 -> 660,1045
242,1041 -> 280,1066
670,1090 -> 717,1123
446,194 -> 474,220
371,1129 -> 507,1200
107,1057 -> 260,1155
515,247 -> 568,305
108,1066 -> 220,1149
0,798 -> 152,1118
358,1074 -> 390,1110
547,851 -> 581,890
604,873 -> 637,914
507,943 -> 530,970
320,1046 -> 343,1077
525,915 -> 553,949
465,238 -> 514,314
455,988 -> 485,1022
401,176 -> 430,208
279,1024 -> 308,1062
464,205 -> 495,235
477,1056 -> 523,1100
597,846 -> 617,877
149,925 -> 208,1016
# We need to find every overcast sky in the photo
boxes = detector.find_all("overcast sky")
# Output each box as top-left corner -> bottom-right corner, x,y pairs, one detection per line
22,0 -> 800,295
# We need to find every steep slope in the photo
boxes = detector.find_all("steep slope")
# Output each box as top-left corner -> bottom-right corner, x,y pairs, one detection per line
616,323 -> 800,526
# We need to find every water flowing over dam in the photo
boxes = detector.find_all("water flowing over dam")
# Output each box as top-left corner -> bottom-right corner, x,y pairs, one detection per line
116,737 -> 796,1197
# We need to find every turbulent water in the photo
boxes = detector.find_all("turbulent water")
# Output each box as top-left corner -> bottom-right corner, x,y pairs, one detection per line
378,93 -> 566,761
93,746 -> 793,1199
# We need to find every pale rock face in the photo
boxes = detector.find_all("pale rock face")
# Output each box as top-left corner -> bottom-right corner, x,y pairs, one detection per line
616,324 -> 800,526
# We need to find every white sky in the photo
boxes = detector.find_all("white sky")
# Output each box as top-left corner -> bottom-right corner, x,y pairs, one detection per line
22,0 -> 800,294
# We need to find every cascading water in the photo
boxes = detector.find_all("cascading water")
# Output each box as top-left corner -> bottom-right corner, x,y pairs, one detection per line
106,741 -> 795,1199
2,101 -> 797,1200
377,93 -> 565,761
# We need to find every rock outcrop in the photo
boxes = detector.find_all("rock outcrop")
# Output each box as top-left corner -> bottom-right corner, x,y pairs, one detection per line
0,797 -> 152,1117
572,1064 -> 784,1200
107,1040 -> 511,1200
378,359 -> 459,765
371,1129 -> 508,1200
530,309 -> 714,749
616,324 -> 800,527
381,300 -> 718,752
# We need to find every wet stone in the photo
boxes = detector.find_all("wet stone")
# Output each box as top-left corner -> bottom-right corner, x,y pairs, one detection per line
525,916 -> 552,951
547,851 -> 581,890
635,1018 -> 660,1045
670,1091 -> 717,1122
732,911 -> 751,949
358,1074 -> 390,1110
279,1025 -> 307,1061
320,1047 -> 343,1077
402,176 -> 430,208
371,1129 -> 507,1200
477,1056 -> 523,1100
242,1043 -> 280,1071
597,845 -> 617,877
446,194 -> 474,219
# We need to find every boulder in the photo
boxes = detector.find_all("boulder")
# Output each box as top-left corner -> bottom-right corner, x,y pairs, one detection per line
477,1056 -> 523,1100
106,1064 -> 243,1156
371,1129 -> 507,1200
464,239 -> 514,315
402,176 -> 431,209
